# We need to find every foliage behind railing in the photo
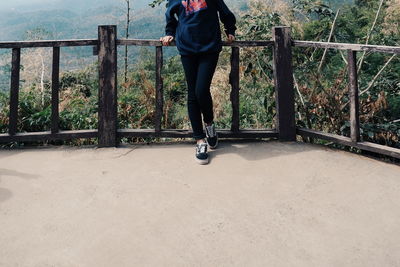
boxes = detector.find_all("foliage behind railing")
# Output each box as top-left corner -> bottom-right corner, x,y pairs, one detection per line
0,25 -> 399,159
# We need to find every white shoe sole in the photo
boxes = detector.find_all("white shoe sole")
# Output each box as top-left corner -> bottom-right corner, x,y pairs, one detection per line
196,157 -> 209,165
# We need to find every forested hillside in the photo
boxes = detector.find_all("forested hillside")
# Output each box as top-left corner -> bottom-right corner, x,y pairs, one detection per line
0,0 -> 247,88
0,0 -> 248,41
0,2 -> 160,41
0,0 -> 151,13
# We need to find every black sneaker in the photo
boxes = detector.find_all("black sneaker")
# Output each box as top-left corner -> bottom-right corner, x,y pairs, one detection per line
205,123 -> 218,149
195,142 -> 209,165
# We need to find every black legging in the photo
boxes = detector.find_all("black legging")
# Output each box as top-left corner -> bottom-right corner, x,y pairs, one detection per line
180,51 -> 220,140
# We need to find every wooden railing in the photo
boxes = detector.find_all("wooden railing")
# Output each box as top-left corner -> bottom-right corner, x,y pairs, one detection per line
293,41 -> 400,159
0,25 -> 288,146
2,39 -> 99,142
0,25 -> 399,159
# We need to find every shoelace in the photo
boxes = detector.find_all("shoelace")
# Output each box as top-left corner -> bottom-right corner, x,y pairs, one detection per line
205,124 -> 216,138
197,143 -> 207,154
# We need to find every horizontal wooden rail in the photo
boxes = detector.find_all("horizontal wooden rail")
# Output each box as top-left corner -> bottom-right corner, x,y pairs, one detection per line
0,129 -> 278,143
0,39 -> 98,49
117,39 -> 274,47
293,40 -> 400,54
118,129 -> 278,139
1,38 -> 397,53
0,130 -> 98,143
297,128 -> 400,159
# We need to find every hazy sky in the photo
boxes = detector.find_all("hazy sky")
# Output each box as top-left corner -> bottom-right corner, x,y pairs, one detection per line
0,0 -> 151,12
0,0 -> 54,7
2,0 -> 50,4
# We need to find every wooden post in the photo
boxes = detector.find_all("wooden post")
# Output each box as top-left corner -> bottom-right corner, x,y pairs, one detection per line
98,25 -> 118,147
229,46 -> 240,132
155,46 -> 164,133
273,26 -> 296,141
9,48 -> 21,136
347,50 -> 360,142
51,47 -> 60,134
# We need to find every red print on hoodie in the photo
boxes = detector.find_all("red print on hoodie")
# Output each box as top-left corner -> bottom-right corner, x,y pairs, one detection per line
182,0 -> 208,15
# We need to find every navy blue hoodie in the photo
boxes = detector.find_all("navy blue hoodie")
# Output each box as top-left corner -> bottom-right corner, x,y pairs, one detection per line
165,0 -> 237,55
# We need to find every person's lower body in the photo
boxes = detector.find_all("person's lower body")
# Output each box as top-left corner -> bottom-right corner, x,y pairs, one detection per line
180,51 -> 220,141
180,51 -> 220,164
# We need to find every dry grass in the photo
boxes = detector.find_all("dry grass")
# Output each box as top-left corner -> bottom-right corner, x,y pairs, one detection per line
383,0 -> 400,36
211,59 -> 231,122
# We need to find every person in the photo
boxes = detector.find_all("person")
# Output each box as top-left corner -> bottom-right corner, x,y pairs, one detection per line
160,0 -> 237,165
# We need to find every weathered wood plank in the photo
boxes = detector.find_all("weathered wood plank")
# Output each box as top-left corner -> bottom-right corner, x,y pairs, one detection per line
98,25 -> 118,147
297,128 -> 400,159
347,50 -> 360,142
93,45 -> 99,56
229,47 -> 240,132
51,47 -> 60,134
297,128 -> 354,146
293,40 -> 400,54
0,39 -> 98,49
0,128 -> 278,143
155,46 -> 164,132
273,27 -> 296,141
117,39 -> 274,47
1,38 -> 397,53
223,40 -> 274,47
0,130 -> 98,143
9,48 -> 21,136
118,129 -> 278,139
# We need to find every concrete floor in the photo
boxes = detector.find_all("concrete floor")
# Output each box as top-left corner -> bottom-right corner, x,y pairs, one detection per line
0,140 -> 400,267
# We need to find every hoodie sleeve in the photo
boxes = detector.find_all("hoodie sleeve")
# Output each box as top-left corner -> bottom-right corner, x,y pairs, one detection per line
215,0 -> 237,36
165,0 -> 180,37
